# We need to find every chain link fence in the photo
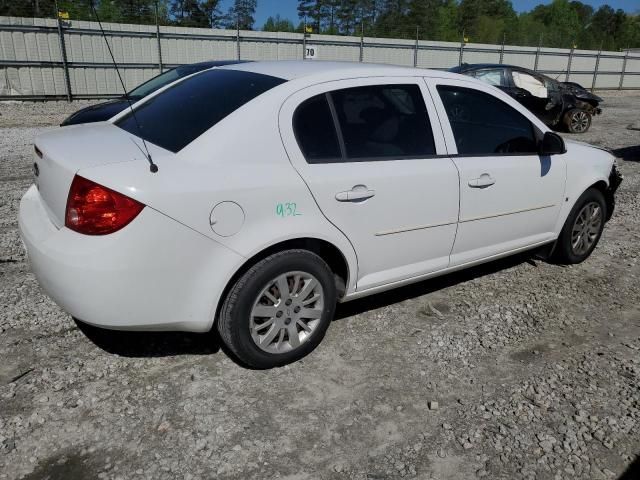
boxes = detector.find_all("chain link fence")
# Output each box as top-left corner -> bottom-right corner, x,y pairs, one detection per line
1,13 -> 639,100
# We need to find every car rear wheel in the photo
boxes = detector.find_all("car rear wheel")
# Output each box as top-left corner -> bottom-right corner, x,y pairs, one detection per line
553,188 -> 606,264
217,249 -> 337,368
564,108 -> 592,133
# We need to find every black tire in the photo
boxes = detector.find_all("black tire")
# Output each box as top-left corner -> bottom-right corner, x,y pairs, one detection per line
553,188 -> 606,264
563,108 -> 592,133
217,249 -> 337,369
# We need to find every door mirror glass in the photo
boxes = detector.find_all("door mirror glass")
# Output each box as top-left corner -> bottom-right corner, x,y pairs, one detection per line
540,131 -> 566,155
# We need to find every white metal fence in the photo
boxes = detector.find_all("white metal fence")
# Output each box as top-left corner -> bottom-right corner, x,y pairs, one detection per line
1,15 -> 639,100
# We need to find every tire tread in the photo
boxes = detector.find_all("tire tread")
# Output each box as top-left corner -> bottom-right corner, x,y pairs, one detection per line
217,249 -> 334,368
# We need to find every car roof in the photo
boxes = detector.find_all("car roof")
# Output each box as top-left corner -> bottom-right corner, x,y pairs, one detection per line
218,60 -> 462,82
453,63 -> 546,75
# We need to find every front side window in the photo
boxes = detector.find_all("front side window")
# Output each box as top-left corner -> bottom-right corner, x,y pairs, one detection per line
331,84 -> 436,160
116,69 -> 286,153
437,85 -> 538,155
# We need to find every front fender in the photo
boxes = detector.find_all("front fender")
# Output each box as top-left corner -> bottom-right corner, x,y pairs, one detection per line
553,140 -> 617,234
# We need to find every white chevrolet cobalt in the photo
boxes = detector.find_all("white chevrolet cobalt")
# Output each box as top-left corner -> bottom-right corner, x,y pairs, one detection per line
19,61 -> 622,368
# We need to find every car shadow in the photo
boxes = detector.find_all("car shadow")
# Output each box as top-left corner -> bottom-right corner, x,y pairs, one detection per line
612,145 -> 640,162
76,250 -> 542,359
617,456 -> 640,480
74,320 -> 221,358
335,250 -> 538,320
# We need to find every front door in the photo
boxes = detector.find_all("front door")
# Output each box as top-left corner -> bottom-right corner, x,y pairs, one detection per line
428,78 -> 566,266
280,77 -> 460,291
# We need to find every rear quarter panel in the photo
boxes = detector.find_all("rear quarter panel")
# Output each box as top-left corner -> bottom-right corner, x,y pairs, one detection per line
80,89 -> 359,295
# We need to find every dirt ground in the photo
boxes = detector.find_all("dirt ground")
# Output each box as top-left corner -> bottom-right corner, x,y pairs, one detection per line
0,93 -> 639,480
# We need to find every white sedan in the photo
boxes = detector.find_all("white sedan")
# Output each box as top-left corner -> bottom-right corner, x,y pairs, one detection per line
19,61 -> 622,368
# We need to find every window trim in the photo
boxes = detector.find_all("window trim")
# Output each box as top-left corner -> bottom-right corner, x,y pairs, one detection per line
325,92 -> 348,161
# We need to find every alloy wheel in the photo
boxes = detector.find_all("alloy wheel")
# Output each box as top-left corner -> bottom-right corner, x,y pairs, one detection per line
570,110 -> 590,133
571,201 -> 602,256
249,271 -> 324,354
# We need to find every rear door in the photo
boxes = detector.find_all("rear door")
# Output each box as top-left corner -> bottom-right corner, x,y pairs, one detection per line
279,77 -> 460,291
427,78 -> 566,266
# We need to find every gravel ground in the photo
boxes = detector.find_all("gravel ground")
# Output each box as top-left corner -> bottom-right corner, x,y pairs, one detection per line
1,93 -> 639,480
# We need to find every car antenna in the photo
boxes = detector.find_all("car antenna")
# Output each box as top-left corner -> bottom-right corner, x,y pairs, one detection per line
89,1 -> 158,173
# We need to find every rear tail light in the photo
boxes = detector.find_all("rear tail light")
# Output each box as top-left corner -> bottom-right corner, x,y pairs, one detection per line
65,175 -> 144,235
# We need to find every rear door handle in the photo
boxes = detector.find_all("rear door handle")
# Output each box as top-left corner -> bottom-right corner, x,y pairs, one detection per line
468,174 -> 495,188
335,185 -> 376,202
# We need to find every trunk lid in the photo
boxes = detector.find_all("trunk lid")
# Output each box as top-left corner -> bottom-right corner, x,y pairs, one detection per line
33,122 -> 148,228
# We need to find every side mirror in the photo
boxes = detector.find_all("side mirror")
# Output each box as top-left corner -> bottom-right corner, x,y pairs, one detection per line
540,131 -> 566,155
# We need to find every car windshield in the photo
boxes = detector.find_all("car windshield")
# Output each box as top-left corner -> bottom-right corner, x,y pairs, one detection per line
127,64 -> 212,99
116,69 -> 286,153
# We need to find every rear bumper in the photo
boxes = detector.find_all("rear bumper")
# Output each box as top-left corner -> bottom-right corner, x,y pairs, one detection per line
19,185 -> 243,332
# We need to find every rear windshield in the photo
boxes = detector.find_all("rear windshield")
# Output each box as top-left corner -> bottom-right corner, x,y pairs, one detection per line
116,69 -> 286,152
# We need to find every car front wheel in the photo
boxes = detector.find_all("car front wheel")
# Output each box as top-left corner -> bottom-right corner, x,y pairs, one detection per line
553,188 -> 606,264
564,108 -> 592,133
217,249 -> 337,368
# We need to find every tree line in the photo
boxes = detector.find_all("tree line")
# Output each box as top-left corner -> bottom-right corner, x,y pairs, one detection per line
3,0 -> 639,50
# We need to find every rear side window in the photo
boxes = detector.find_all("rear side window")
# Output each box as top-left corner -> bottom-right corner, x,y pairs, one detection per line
116,69 -> 286,153
331,84 -> 435,160
293,83 -> 436,164
437,85 -> 538,155
293,94 -> 342,163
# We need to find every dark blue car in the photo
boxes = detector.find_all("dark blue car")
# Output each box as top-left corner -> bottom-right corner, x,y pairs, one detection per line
61,60 -> 249,126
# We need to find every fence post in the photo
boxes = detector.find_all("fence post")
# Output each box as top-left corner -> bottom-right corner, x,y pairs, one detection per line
54,0 -> 72,101
302,16 -> 307,60
359,21 -> 364,62
565,45 -> 574,82
619,50 -> 628,90
413,26 -> 419,67
458,30 -> 465,66
533,34 -> 542,72
154,1 -> 163,73
499,33 -> 505,63
591,43 -> 602,92
236,19 -> 241,60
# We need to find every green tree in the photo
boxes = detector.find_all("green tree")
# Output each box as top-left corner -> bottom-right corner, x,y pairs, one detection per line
201,0 -> 223,27
263,14 -> 295,32
170,0 -> 208,26
530,0 -> 582,47
375,0 -> 411,38
226,0 -> 257,29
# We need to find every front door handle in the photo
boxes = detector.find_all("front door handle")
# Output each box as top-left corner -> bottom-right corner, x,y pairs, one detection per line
335,185 -> 376,202
468,173 -> 495,188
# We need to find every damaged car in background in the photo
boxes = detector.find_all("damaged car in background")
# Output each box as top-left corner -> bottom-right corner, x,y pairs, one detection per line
450,64 -> 602,133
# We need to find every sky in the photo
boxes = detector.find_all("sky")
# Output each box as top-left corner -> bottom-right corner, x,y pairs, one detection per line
217,0 -> 638,29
